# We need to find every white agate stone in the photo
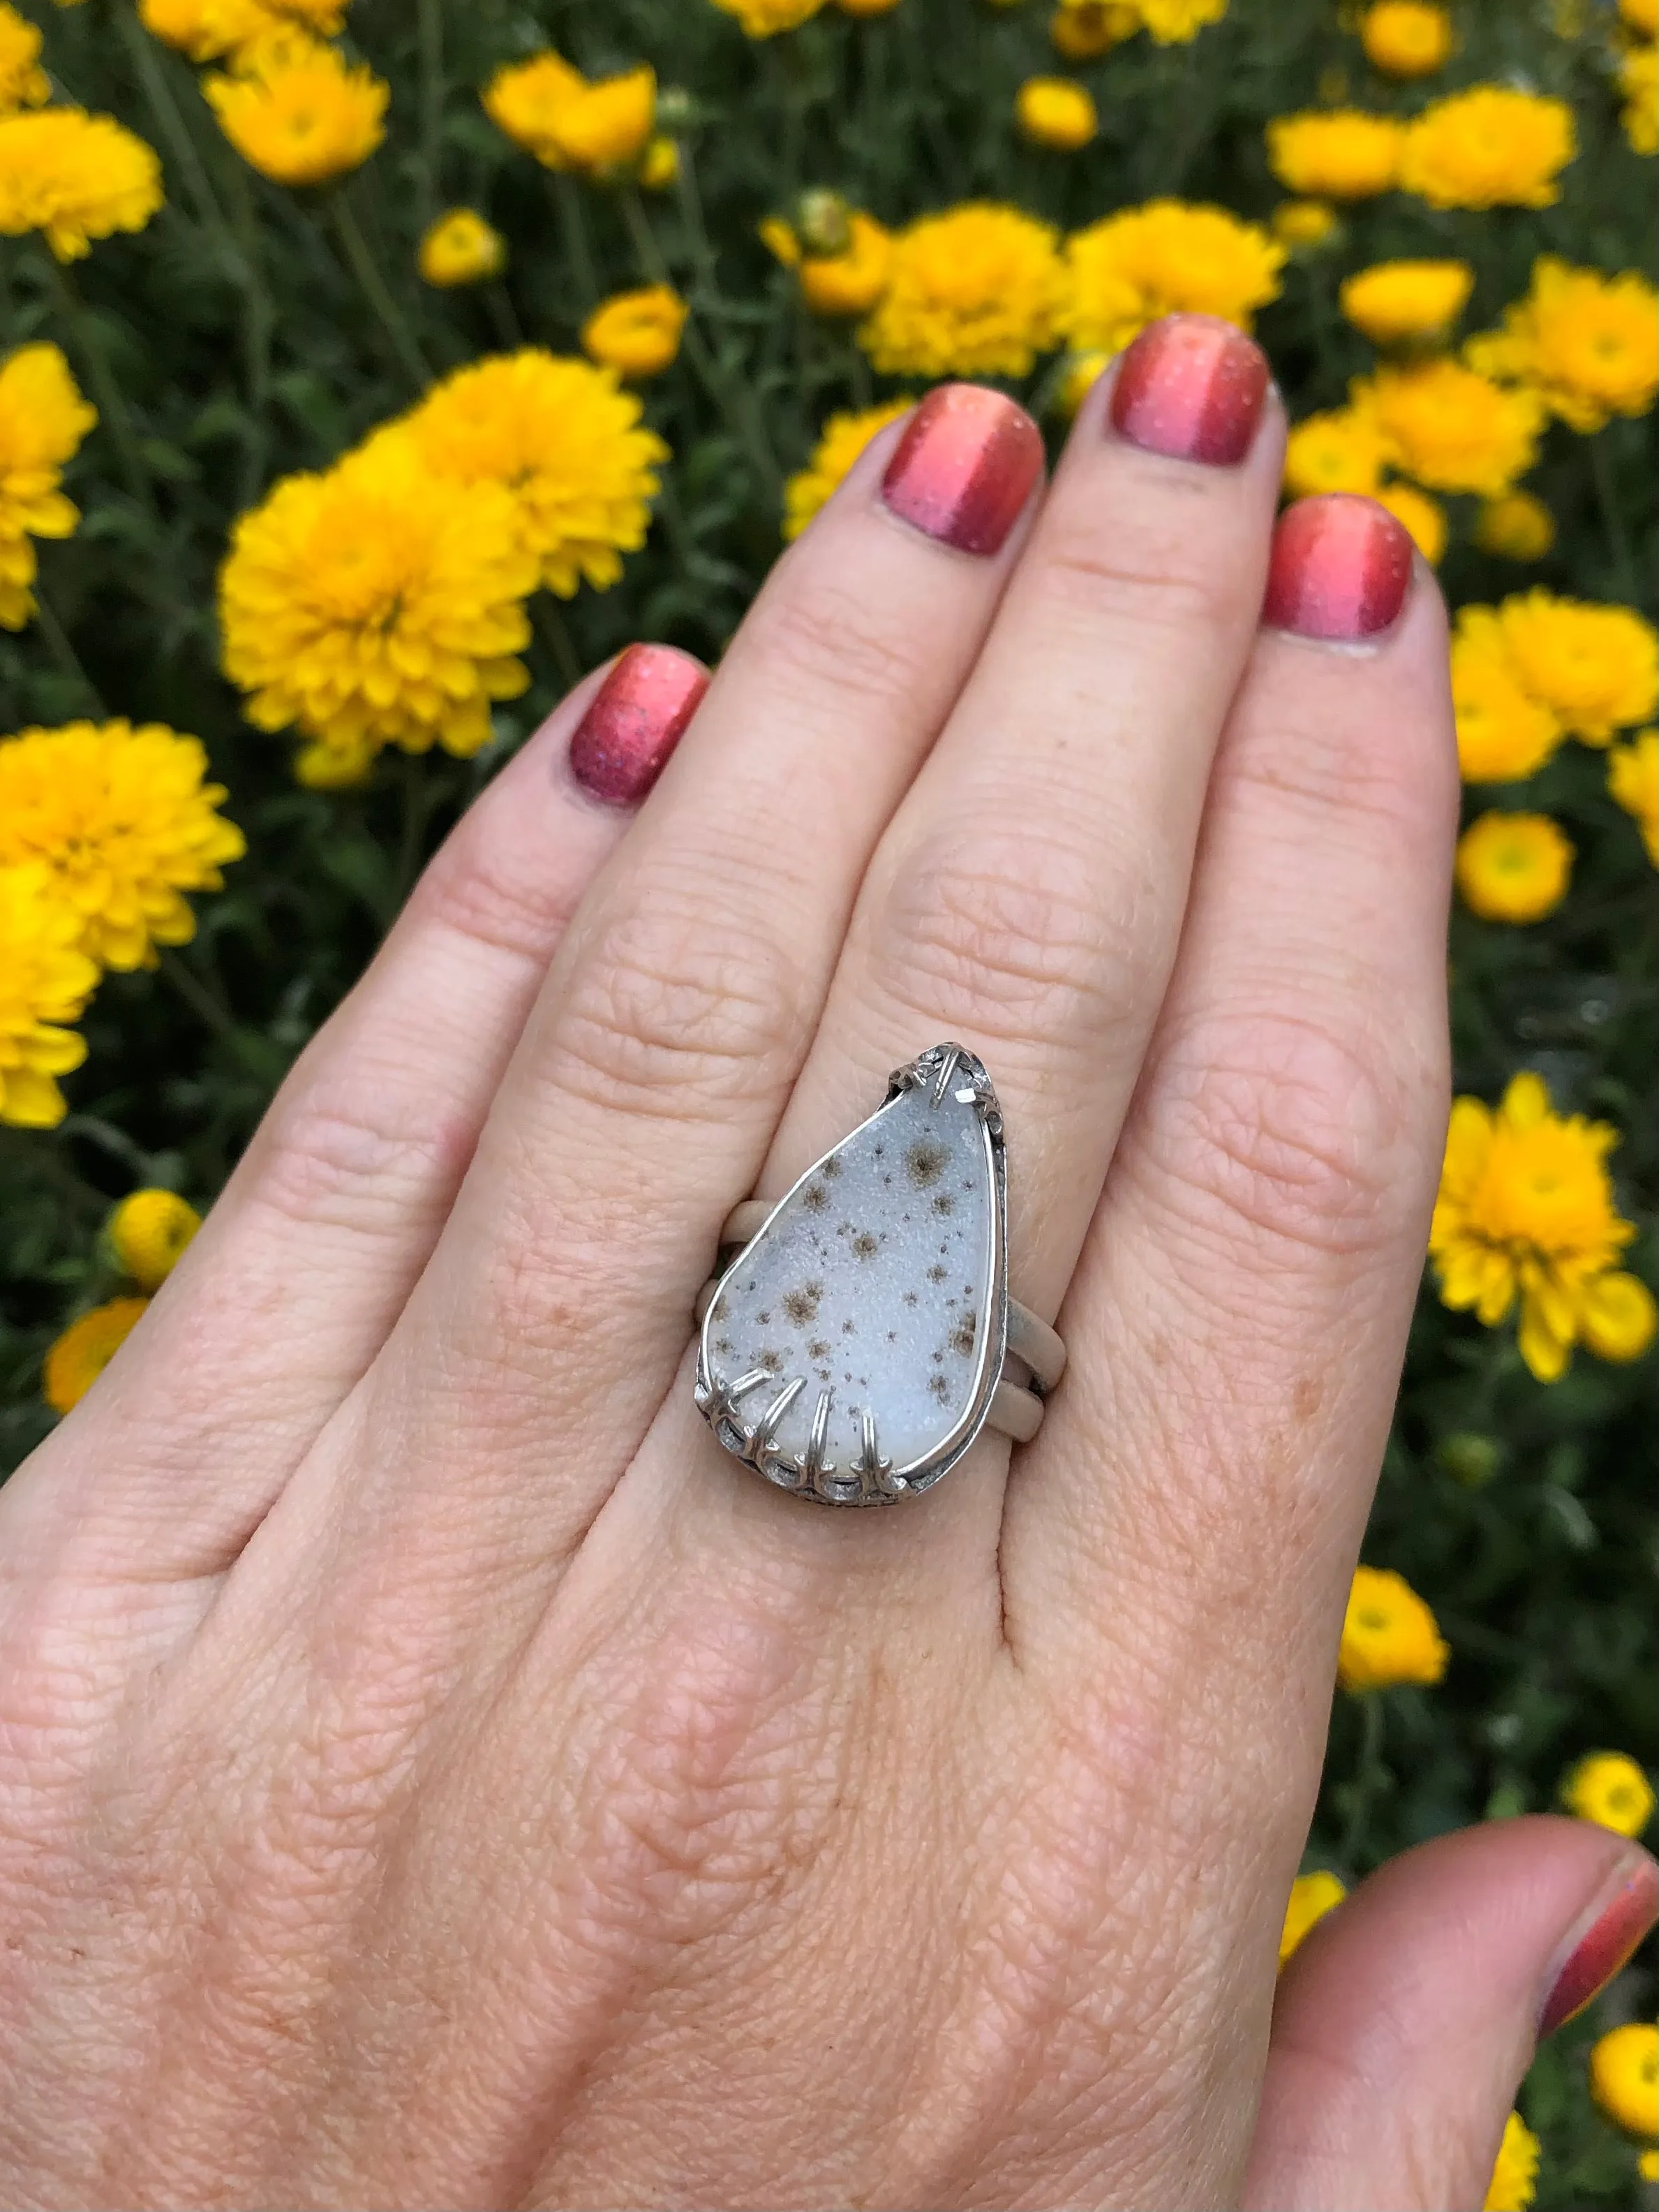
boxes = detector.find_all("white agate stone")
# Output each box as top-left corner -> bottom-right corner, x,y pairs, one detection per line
701,1051 -> 1003,1494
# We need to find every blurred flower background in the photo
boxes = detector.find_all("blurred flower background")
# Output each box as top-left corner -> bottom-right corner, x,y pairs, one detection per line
0,0 -> 1654,2199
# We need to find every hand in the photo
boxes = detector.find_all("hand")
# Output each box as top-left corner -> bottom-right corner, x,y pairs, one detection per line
4,319 -> 1651,2211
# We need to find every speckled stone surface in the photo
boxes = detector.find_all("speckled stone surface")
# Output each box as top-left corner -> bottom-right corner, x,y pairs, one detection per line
702,1064 -> 1000,1487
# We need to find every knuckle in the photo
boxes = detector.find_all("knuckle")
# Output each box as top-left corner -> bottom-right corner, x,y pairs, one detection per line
411,814 -> 586,971
1036,508 -> 1251,639
248,1077 -> 470,1240
750,567 -> 928,713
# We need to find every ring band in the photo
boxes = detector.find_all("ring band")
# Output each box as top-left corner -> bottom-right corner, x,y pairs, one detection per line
694,1044 -> 1065,1505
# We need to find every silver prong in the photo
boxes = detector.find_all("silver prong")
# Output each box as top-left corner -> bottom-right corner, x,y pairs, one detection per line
930,1045 -> 960,1107
752,1376 -> 805,1484
725,1368 -> 773,1407
805,1388 -> 839,1497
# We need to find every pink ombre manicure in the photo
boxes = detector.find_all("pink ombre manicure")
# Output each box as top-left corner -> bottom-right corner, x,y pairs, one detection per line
1108,314 -> 1270,466
881,385 -> 1044,556
1263,494 -> 1415,641
1538,1854 -> 1658,2038
567,644 -> 708,807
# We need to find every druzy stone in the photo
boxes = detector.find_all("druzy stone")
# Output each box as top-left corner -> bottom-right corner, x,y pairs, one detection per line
700,1047 -> 1005,1499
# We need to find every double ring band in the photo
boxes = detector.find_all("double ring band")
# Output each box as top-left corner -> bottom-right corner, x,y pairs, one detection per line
694,1044 -> 1065,1506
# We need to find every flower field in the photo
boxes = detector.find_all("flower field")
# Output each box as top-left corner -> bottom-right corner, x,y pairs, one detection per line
0,0 -> 1655,2199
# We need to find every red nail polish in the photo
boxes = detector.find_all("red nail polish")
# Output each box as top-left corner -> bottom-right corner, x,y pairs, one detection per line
1109,313 -> 1270,466
567,644 -> 708,807
1539,1855 -> 1658,2037
1263,494 -> 1415,641
881,385 -> 1043,556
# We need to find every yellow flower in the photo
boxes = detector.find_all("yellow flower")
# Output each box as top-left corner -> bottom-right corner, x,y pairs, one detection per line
1496,593 -> 1658,744
581,284 -> 687,378
108,1188 -> 201,1289
1376,482 -> 1445,565
858,204 -> 1064,378
1136,0 -> 1229,40
838,0 -> 902,13
1451,608 -> 1564,782
1360,1 -> 1452,77
1484,2111 -> 1540,2212
1608,729 -> 1657,864
0,721 -> 245,970
1339,1565 -> 1449,1691
540,65 -> 655,172
1266,110 -> 1404,198
1279,1870 -> 1346,1966
1055,350 -> 1109,417
784,399 -> 912,540
481,50 -> 584,163
218,433 -> 535,769
1399,86 -> 1575,209
418,207 -> 505,288
1563,1752 -> 1656,1839
43,1295 -> 148,1412
1272,198 -> 1339,248
800,211 -> 892,316
0,2 -> 50,108
1283,407 -> 1388,498
1474,490 -> 1555,563
638,134 -> 678,190
204,36 -> 386,186
1339,258 -> 1472,346
1642,2150 -> 1659,2187
137,0 -> 282,61
1589,2024 -> 1658,2141
1016,77 -> 1097,150
1467,259 -> 1659,434
0,341 -> 96,630
0,861 -> 96,1128
1620,0 -> 1658,29
400,351 -> 667,598
0,107 -> 164,260
708,0 -> 826,33
1356,359 -> 1544,496
1455,811 -> 1572,923
1621,43 -> 1657,157
1050,0 -> 1138,56
1429,1071 -> 1640,1383
1062,200 -> 1284,353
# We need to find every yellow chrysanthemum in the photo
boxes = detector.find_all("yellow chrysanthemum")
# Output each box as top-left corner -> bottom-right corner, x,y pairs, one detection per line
1272,198 -> 1339,248
1376,482 -> 1445,565
1279,1870 -> 1346,1966
0,721 -> 245,971
800,212 -> 892,316
638,135 -> 678,190
1484,2111 -> 1540,2212
1133,0 -> 1229,41
1589,2024 -> 1658,2142
1621,43 -> 1657,158
219,433 -> 536,767
1339,258 -> 1472,346
1062,200 -> 1284,354
0,861 -> 96,1127
538,66 -> 655,172
399,351 -> 667,598
1283,407 -> 1388,498
0,2 -> 50,109
1360,1 -> 1452,77
784,399 -> 912,539
1429,1071 -> 1642,1382
0,341 -> 96,630
108,1187 -> 201,1289
1355,359 -> 1545,496
1474,490 -> 1555,563
1467,259 -> 1658,434
1608,729 -> 1657,864
708,0 -> 826,34
1339,1566 -> 1449,1692
138,0 -> 281,61
0,107 -> 163,260
1495,592 -> 1658,745
581,284 -> 687,378
1016,77 -> 1097,150
1266,110 -> 1404,198
1399,86 -> 1576,209
418,207 -> 505,288
1562,1752 -> 1656,1839
204,36 -> 385,185
1050,1 -> 1138,57
1455,811 -> 1573,923
1451,608 -> 1564,782
481,50 -> 584,163
858,205 -> 1064,378
43,1295 -> 148,1412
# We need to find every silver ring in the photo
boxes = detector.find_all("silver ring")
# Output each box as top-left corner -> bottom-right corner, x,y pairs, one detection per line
694,1044 -> 1065,1506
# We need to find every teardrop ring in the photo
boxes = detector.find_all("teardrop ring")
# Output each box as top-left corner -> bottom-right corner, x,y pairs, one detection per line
694,1045 -> 1065,1506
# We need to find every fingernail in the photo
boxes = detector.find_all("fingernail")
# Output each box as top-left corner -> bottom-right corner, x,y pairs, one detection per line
567,644 -> 708,807
1263,494 -> 1415,642
1108,313 -> 1270,466
1538,1850 -> 1658,2038
881,385 -> 1043,556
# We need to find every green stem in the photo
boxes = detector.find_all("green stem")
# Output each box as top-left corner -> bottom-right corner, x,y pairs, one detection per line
548,172 -> 600,311
227,163 -> 273,506
158,948 -> 239,1042
45,258 -> 158,517
113,1 -> 232,241
392,751 -> 435,909
1339,1692 -> 1388,1869
484,279 -> 523,350
331,189 -> 434,392
533,596 -> 583,692
1589,428 -> 1639,604
30,584 -> 105,713
417,0 -> 445,229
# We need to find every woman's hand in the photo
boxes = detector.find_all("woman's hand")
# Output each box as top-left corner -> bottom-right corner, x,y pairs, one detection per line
3,317 -> 1651,2211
